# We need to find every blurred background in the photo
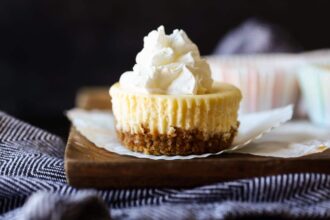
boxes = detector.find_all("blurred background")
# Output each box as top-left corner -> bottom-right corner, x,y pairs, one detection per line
1,0 -> 330,138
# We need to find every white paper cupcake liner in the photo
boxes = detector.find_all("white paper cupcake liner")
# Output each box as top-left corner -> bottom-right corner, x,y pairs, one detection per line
66,105 -> 294,160
206,54 -> 302,114
298,64 -> 330,127
66,105 -> 329,160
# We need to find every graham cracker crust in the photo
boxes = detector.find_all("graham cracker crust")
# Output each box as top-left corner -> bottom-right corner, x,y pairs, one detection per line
116,124 -> 238,156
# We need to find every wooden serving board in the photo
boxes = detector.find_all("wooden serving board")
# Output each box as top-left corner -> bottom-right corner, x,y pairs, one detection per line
65,87 -> 330,189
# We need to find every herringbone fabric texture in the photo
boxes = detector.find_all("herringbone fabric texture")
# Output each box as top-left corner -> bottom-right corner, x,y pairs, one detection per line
0,111 -> 330,219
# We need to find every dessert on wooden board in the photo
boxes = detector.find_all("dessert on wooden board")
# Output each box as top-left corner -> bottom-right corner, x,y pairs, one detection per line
110,26 -> 242,155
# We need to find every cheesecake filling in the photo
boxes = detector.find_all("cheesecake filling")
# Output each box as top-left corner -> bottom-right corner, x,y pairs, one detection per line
110,82 -> 241,137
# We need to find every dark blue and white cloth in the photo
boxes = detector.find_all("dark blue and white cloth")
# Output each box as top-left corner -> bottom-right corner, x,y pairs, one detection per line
0,111 -> 330,220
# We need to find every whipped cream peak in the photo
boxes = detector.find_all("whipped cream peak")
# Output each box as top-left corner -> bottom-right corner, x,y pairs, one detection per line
119,26 -> 213,95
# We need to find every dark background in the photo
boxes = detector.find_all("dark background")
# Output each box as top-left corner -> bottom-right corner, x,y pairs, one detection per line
1,0 -> 330,138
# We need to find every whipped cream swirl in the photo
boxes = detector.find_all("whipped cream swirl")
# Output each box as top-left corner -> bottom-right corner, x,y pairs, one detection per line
119,26 -> 213,95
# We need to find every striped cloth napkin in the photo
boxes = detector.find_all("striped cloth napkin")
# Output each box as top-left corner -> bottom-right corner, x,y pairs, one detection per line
0,111 -> 330,220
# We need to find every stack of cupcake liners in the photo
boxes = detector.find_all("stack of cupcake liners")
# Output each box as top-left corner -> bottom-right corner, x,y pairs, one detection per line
298,63 -> 330,127
206,54 -> 302,114
295,50 -> 330,126
207,50 -> 330,127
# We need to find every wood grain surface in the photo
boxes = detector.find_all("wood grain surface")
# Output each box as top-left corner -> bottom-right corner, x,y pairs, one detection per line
65,87 -> 330,189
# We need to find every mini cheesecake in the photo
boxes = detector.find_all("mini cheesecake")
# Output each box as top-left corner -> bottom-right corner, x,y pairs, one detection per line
110,82 -> 242,156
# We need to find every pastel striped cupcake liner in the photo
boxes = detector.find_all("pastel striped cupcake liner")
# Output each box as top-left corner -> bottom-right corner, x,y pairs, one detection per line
206,55 -> 302,114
